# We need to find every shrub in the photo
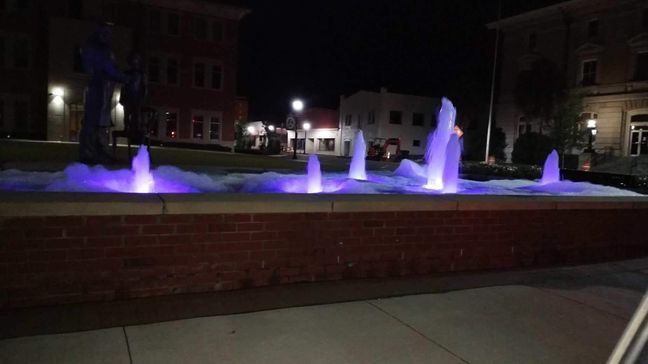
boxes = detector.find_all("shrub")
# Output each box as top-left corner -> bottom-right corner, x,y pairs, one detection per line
512,132 -> 554,166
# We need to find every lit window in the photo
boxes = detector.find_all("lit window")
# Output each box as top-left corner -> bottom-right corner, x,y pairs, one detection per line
165,112 -> 177,138
389,110 -> 402,124
193,115 -> 204,139
582,60 -> 597,85
210,116 -> 220,140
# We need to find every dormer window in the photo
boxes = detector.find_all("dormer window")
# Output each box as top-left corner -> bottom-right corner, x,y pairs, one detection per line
588,19 -> 599,38
581,59 -> 598,85
528,33 -> 537,51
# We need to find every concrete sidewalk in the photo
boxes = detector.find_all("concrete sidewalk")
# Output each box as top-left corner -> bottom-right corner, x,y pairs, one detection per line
1,258 -> 647,363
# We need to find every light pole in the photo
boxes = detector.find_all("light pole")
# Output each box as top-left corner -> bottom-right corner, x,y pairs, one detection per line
291,99 -> 304,160
485,0 -> 502,163
302,121 -> 311,154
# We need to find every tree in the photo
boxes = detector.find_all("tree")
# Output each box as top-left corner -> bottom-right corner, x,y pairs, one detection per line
512,132 -> 554,166
514,58 -> 563,128
548,89 -> 586,156
463,126 -> 507,162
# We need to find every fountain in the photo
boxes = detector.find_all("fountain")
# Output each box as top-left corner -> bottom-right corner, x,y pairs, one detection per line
424,98 -> 457,190
442,134 -> 461,193
307,154 -> 323,193
131,146 -> 154,193
424,130 -> 435,164
540,150 -> 560,185
348,130 -> 367,180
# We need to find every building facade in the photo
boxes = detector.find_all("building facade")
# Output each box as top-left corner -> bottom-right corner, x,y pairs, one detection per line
287,108 -> 340,155
490,0 -> 648,159
0,0 -> 249,147
339,88 -> 439,157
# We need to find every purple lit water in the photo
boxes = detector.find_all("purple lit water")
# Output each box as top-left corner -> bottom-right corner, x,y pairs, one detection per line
307,154 -> 323,193
442,134 -> 461,194
425,98 -> 457,190
131,146 -> 154,193
540,150 -> 560,185
348,130 -> 367,180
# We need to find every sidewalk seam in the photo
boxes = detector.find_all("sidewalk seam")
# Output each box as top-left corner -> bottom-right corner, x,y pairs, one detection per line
122,326 -> 134,364
365,301 -> 470,364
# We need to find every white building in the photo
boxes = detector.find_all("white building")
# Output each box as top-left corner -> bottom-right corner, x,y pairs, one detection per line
286,108 -> 340,155
339,88 -> 440,157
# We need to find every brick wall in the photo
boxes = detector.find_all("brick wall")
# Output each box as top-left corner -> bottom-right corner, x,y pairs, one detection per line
1,209 -> 647,308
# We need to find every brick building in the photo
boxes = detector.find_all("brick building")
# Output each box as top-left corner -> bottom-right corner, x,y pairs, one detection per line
489,0 -> 648,160
0,0 -> 249,147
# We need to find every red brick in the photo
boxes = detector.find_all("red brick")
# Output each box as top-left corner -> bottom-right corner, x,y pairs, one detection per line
159,215 -> 194,224
224,214 -> 252,223
67,248 -> 105,260
124,236 -> 158,246
45,238 -> 85,249
237,223 -> 264,232
124,216 -> 159,224
177,224 -> 209,234
25,228 -> 64,239
28,250 -> 67,262
220,232 -> 251,242
86,216 -> 123,226
45,216 -> 84,226
208,223 -> 236,233
142,225 -> 175,235
87,237 -> 123,248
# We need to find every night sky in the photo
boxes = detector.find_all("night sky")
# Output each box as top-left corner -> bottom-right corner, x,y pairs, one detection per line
233,0 -> 563,123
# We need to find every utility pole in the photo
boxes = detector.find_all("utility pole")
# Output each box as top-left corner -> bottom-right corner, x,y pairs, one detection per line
485,0 -> 502,163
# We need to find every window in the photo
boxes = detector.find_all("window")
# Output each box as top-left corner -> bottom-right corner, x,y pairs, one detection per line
166,58 -> 178,85
165,112 -> 178,138
582,60 -> 598,85
68,0 -> 82,18
13,39 -> 29,68
194,62 -> 205,88
344,114 -> 352,126
636,53 -> 648,80
412,112 -> 424,126
211,64 -> 222,89
389,110 -> 402,124
210,116 -> 220,140
148,57 -> 161,83
192,115 -> 204,139
528,33 -> 537,51
149,9 -> 161,34
194,17 -> 208,39
357,113 -> 363,129
588,20 -> 599,38
412,139 -> 420,147
212,21 -> 224,41
167,13 -> 180,36
73,45 -> 83,73
319,138 -> 335,151
14,100 -> 28,130
368,111 -> 375,124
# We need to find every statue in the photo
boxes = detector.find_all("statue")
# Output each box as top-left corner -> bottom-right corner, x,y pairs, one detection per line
79,23 -> 129,164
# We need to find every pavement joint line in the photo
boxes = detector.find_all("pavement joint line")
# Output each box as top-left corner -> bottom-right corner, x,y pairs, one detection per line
122,326 -> 133,364
533,286 -> 637,322
364,300 -> 471,364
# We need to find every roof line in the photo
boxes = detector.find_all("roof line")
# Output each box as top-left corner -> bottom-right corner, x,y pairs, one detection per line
486,0 -> 585,29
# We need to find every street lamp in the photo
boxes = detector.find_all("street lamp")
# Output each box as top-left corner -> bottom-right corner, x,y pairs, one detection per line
268,125 -> 275,132
586,118 -> 597,152
302,121 -> 311,154
291,99 -> 304,159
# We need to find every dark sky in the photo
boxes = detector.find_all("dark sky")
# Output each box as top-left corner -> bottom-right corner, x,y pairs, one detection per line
233,0 -> 564,122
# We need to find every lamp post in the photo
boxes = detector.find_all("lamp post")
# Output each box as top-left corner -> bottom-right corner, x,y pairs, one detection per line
302,121 -> 311,154
291,99 -> 304,160
586,118 -> 597,152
